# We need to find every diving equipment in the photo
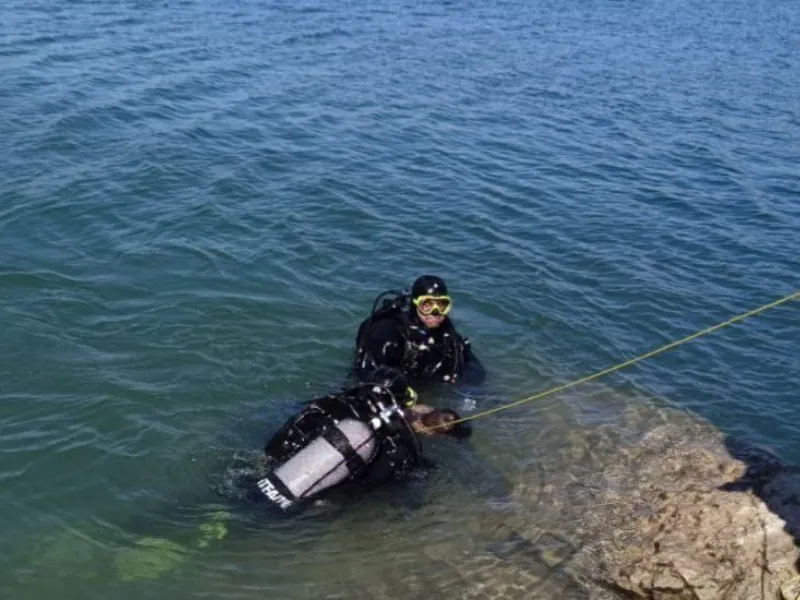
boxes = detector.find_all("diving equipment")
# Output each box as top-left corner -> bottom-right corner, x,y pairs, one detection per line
413,295 -> 452,316
257,382 -> 421,511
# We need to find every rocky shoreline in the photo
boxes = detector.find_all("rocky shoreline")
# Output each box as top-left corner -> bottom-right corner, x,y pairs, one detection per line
463,405 -> 800,600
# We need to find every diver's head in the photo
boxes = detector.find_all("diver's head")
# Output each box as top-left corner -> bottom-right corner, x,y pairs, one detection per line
365,366 -> 418,407
419,408 -> 472,439
410,275 -> 451,329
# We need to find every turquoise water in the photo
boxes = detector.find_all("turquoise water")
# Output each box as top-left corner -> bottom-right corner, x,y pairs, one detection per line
1,0 -> 798,597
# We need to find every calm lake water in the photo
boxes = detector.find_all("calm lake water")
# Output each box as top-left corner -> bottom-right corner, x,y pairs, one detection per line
1,0 -> 798,597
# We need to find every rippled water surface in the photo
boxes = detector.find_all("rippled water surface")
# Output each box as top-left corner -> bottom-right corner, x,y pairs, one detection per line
1,0 -> 798,597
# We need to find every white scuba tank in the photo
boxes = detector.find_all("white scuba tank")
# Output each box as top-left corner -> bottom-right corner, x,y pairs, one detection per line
257,418 -> 377,509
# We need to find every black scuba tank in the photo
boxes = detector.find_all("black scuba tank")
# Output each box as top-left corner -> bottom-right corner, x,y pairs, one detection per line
351,289 -> 410,374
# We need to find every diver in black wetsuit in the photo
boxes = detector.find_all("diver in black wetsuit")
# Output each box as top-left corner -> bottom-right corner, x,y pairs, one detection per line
255,367 -> 470,511
352,275 -> 486,388
94,371 -> 473,582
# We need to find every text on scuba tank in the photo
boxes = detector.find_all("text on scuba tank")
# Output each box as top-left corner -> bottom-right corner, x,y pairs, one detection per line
257,477 -> 294,510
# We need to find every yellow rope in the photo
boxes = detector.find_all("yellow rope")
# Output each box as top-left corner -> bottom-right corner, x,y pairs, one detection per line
422,289 -> 800,433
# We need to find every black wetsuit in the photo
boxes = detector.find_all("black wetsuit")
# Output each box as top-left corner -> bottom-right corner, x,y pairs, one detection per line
352,304 -> 486,387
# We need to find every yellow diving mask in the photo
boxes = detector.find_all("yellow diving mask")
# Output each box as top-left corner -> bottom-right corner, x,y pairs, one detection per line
413,295 -> 452,316
405,386 -> 418,407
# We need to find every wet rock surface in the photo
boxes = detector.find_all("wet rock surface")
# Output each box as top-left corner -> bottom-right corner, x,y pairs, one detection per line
499,406 -> 800,599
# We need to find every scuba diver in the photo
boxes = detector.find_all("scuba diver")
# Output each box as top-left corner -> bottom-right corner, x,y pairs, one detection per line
255,366 -> 471,511
28,370 -> 480,585
40,370 -> 476,585
352,275 -> 486,387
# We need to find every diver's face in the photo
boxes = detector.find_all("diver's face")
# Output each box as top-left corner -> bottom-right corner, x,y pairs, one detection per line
414,295 -> 451,329
417,308 -> 445,329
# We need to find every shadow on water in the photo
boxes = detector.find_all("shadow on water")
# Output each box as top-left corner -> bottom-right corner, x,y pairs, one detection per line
721,435 -> 800,573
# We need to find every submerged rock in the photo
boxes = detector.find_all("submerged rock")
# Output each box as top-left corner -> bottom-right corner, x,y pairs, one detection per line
506,411 -> 800,599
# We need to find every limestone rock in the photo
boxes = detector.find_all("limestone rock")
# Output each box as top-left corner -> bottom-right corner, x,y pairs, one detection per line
555,422 -> 800,599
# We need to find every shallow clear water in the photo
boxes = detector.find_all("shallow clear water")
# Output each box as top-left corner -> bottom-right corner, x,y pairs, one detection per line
1,0 -> 798,597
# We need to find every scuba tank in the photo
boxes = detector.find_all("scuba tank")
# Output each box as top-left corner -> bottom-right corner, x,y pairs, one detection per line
257,378 -> 421,511
257,417 -> 378,510
353,289 -> 409,350
351,289 -> 410,377
369,289 -> 410,316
